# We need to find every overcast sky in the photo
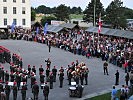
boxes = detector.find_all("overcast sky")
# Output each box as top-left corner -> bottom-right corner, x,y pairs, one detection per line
31,0 -> 133,10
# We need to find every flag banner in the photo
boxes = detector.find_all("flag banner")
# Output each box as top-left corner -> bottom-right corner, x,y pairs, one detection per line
36,27 -> 39,34
44,23 -> 48,35
98,13 -> 102,33
11,22 -> 15,33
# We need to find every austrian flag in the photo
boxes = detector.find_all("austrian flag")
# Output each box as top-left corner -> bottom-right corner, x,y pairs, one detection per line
98,13 -> 102,33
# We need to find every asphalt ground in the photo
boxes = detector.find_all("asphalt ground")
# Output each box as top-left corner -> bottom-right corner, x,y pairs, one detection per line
0,40 -> 125,100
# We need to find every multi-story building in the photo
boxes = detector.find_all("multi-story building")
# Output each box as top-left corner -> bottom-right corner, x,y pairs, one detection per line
0,0 -> 31,29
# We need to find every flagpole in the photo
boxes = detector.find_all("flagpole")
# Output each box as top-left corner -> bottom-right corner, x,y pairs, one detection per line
93,0 -> 96,46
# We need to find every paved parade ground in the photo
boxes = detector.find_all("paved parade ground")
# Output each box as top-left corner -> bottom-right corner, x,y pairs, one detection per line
0,40 -> 126,100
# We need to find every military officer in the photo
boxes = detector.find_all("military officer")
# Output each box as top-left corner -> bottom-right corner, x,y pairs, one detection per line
4,81 -> 11,100
39,65 -> 44,75
5,70 -> 9,82
58,71 -> 64,88
52,66 -> 57,82
32,81 -> 39,100
43,82 -> 49,100
13,82 -> 18,100
45,58 -> 51,70
21,82 -> 27,100
28,65 -> 31,78
49,72 -> 54,89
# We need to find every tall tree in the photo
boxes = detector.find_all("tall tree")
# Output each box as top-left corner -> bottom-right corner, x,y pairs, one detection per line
31,7 -> 36,21
83,0 -> 104,25
41,16 -> 56,25
71,7 -> 82,14
35,5 -> 52,14
54,4 -> 70,21
105,0 -> 127,28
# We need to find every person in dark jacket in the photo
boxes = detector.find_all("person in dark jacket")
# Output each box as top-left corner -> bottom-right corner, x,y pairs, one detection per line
68,69 -> 72,85
13,82 -> 18,100
52,66 -> 57,82
49,72 -> 54,89
39,65 -> 44,75
45,58 -> 51,70
43,82 -> 49,100
84,68 -> 89,85
28,65 -> 31,78
32,66 -> 36,75
4,82 -> 10,100
32,81 -> 39,100
115,70 -> 119,85
4,71 -> 9,82
58,71 -> 64,88
21,82 -> 27,100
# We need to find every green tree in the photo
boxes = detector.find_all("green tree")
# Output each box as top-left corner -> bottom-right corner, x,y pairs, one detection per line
83,0 -> 104,25
35,5 -> 52,14
41,16 -> 56,25
105,0 -> 127,28
123,7 -> 133,19
54,4 -> 70,21
71,7 -> 82,14
31,7 -> 36,21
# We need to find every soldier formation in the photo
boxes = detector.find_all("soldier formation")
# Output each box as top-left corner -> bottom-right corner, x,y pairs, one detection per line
0,46 -> 89,100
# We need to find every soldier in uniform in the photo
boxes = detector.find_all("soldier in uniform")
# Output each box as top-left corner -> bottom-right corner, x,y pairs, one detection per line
68,69 -> 72,85
4,81 -> 11,100
15,72 -> 21,90
39,65 -> 44,75
43,82 -> 49,100
49,72 -> 54,89
46,68 -> 50,82
5,71 -> 9,82
28,65 -> 31,78
10,72 -> 15,82
32,66 -> 36,75
32,81 -> 39,100
74,73 -> 80,85
19,58 -> 23,68
31,74 -> 36,88
80,70 -> 85,85
21,82 -> 27,100
115,70 -> 119,85
103,61 -> 109,75
76,60 -> 79,66
48,40 -> 51,53
13,82 -> 18,100
40,72 -> 45,84
0,80 -> 4,99
1,67 -> 5,83
84,68 -> 89,85
58,71 -> 64,88
52,66 -> 57,82
0,67 -> 2,80
45,58 -> 51,70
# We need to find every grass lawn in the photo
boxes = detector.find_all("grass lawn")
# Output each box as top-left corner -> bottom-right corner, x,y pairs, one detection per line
85,90 -> 121,100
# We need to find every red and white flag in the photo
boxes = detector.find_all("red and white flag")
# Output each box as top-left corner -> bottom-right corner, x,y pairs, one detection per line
98,13 -> 102,33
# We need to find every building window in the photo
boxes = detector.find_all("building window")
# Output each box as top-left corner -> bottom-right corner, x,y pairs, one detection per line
22,7 -> 26,14
13,0 -> 16,2
22,19 -> 26,25
3,0 -> 7,2
22,0 -> 25,3
3,7 -> 7,14
13,7 -> 16,14
13,19 -> 17,25
4,18 -> 7,25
